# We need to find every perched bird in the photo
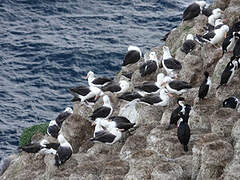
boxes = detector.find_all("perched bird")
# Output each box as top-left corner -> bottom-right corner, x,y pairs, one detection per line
214,19 -> 225,30
216,59 -> 239,89
167,97 -> 186,130
177,113 -> 191,152
162,76 -> 192,95
47,107 -> 73,138
19,139 -> 59,154
196,25 -> 229,45
180,34 -> 196,54
122,45 -> 142,66
101,80 -> 129,94
182,1 -> 207,21
134,73 -> 165,96
227,21 -> 240,37
207,8 -> 223,29
89,95 -> 113,120
223,96 -> 240,109
69,85 -> 103,102
139,52 -> 159,77
233,37 -> 240,59
85,71 -> 113,87
222,32 -> 239,56
162,46 -> 182,77
198,71 -> 211,100
90,127 -> 123,144
55,134 -> 73,166
139,88 -> 170,106
118,91 -> 143,102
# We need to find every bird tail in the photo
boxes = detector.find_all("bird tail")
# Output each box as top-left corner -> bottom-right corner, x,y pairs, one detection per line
54,154 -> 61,166
216,84 -> 221,89
195,34 -> 205,44
70,96 -> 81,102
90,137 -> 95,141
183,145 -> 188,152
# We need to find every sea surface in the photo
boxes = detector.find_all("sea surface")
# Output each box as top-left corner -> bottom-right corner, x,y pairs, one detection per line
0,0 -> 212,163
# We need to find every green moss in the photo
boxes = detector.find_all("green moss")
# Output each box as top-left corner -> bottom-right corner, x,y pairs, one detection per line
183,26 -> 192,33
18,123 -> 49,147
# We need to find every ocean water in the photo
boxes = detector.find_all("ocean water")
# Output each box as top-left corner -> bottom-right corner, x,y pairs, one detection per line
0,0 -> 212,162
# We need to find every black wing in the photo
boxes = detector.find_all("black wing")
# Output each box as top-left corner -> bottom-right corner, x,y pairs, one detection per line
233,39 -> 240,58
198,79 -> 209,99
135,83 -> 159,93
91,131 -> 116,143
116,122 -> 135,131
140,95 -> 162,105
183,3 -> 200,21
92,77 -> 113,85
101,82 -> 121,93
47,125 -> 60,139
20,143 -> 42,153
223,97 -> 238,109
181,40 -> 196,54
170,106 -> 182,125
169,81 -> 192,91
118,92 -> 142,101
122,50 -> 141,66
45,143 -> 60,150
55,146 -> 72,166
139,60 -> 157,77
202,7 -> 213,17
69,85 -> 90,96
202,31 -> 215,41
177,122 -> 190,145
55,112 -> 72,127
121,71 -> 134,79
163,58 -> 182,70
109,116 -> 131,124
222,35 -> 233,53
90,107 -> 111,120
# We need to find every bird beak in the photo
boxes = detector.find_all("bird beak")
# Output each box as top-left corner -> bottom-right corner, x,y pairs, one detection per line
119,128 -> 125,132
222,19 -> 227,24
83,75 -> 88,79
168,93 -> 174,97
94,95 -> 99,101
91,122 -> 96,126
220,10 -> 224,14
224,32 -> 227,38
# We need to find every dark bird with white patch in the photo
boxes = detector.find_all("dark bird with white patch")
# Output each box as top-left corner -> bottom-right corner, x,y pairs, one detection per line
216,59 -> 239,89
182,1 -> 207,21
222,32 -> 240,57
139,52 -> 159,77
85,71 -> 113,87
181,34 -> 196,54
139,88 -> 170,106
198,71 -> 211,100
101,80 -> 129,94
223,96 -> 239,109
47,107 -> 73,138
122,45 -> 142,66
89,95 -> 113,120
162,46 -> 182,78
118,91 -> 143,102
55,134 -> 73,166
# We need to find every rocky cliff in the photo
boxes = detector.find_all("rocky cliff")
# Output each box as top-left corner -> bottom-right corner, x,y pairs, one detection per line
1,0 -> 240,179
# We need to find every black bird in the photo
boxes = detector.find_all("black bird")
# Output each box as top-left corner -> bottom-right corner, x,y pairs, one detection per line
216,59 -> 239,89
89,95 -> 113,120
19,139 -> 59,154
222,32 -> 239,57
55,134 -> 73,166
109,116 -> 135,131
90,128 -> 122,144
47,107 -> 73,138
233,37 -> 240,59
122,45 -> 142,66
101,80 -> 129,94
109,116 -> 132,124
139,60 -> 158,77
118,92 -> 142,102
181,34 -> 196,54
85,71 -> 113,87
223,96 -> 239,109
198,71 -> 211,100
167,97 -> 186,130
177,113 -> 191,152
182,1 -> 206,21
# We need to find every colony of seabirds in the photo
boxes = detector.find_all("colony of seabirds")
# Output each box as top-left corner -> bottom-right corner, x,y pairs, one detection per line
19,1 -> 240,167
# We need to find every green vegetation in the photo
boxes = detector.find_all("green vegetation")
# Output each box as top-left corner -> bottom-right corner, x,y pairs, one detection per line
183,25 -> 192,33
18,123 -> 49,147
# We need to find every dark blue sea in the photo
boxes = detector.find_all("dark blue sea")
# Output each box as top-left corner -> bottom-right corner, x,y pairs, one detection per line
0,0 -> 212,162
